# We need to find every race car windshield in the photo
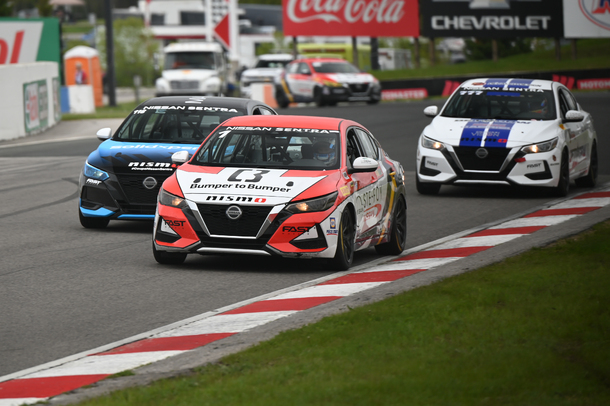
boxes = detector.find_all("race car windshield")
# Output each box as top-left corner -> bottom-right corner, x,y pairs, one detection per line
113,108 -> 245,144
255,59 -> 291,68
164,52 -> 216,70
312,62 -> 360,74
192,127 -> 341,170
441,88 -> 557,121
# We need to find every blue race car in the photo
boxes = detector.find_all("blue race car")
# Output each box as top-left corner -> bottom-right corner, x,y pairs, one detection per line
78,96 -> 277,228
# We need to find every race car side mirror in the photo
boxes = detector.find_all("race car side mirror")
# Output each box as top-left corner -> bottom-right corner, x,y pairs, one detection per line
171,150 -> 190,165
564,110 -> 584,123
348,157 -> 378,174
424,106 -> 438,117
96,128 -> 112,141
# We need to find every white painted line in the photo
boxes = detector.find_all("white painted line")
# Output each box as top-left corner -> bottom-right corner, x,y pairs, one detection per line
271,282 -> 387,300
0,398 -> 44,406
549,198 -> 610,209
24,352 -> 182,378
433,234 -> 522,249
155,311 -> 296,338
370,257 -> 462,272
491,215 -> 579,228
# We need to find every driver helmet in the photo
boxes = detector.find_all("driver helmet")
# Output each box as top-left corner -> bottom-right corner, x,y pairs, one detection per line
531,97 -> 549,114
313,141 -> 335,163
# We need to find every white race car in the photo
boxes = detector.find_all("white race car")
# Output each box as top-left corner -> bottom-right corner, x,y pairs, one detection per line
416,78 -> 598,196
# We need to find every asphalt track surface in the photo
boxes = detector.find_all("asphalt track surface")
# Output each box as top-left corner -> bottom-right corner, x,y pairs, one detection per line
1,94 -> 609,403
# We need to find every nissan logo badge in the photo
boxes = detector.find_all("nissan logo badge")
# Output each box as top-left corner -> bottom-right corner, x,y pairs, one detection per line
143,176 -> 158,190
475,148 -> 489,159
226,205 -> 242,220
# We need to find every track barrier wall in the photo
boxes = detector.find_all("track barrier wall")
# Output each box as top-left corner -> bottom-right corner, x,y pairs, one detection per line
0,62 -> 61,142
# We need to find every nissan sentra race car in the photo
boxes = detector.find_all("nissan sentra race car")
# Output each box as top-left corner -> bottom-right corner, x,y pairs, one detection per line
153,115 -> 407,270
275,57 -> 382,108
78,96 -> 277,229
416,78 -> 598,196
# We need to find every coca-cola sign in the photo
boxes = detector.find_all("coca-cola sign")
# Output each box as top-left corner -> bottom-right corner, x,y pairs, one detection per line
283,0 -> 419,37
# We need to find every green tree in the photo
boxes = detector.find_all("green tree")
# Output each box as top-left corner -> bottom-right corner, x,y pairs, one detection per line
0,0 -> 13,16
97,17 -> 160,87
37,0 -> 52,16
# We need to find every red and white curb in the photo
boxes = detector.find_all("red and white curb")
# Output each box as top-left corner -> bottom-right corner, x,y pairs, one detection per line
2,189 -> 610,406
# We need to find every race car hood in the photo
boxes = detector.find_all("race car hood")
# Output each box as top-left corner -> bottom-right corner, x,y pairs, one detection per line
424,117 -> 561,148
177,167 -> 337,206
319,72 -> 376,85
86,140 -> 200,175
162,69 -> 218,82
242,68 -> 284,81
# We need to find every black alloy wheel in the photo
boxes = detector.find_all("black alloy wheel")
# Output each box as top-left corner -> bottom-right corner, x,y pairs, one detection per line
375,197 -> 407,256
575,142 -> 598,188
331,209 -> 355,271
152,240 -> 187,265
79,210 -> 110,229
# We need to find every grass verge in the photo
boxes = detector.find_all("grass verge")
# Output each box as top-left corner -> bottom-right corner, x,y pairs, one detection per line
76,220 -> 610,406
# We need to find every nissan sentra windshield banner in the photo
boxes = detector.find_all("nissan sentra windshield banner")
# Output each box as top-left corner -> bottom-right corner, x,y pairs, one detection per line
282,0 -> 420,37
420,0 -> 563,38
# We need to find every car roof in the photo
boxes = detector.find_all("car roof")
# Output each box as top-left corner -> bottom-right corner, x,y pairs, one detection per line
221,115 -> 349,130
258,53 -> 294,61
296,57 -> 349,64
137,96 -> 272,110
459,78 -> 555,91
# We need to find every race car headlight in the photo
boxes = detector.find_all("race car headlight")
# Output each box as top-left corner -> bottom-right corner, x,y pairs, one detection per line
421,136 -> 445,151
285,191 -> 338,214
521,138 -> 558,154
159,188 -> 187,209
84,162 -> 109,181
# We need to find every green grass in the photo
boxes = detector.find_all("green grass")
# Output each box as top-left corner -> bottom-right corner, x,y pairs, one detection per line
76,220 -> 610,406
61,101 -> 140,121
373,39 -> 610,81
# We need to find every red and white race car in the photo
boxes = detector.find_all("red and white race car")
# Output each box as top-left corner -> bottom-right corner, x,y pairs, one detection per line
153,115 -> 407,270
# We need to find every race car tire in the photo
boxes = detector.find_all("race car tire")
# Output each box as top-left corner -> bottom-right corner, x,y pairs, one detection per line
331,208 -> 355,271
367,99 -> 380,105
275,89 -> 290,109
79,210 -> 110,229
416,175 -> 441,195
152,242 -> 187,265
375,196 -> 407,256
553,150 -> 570,197
575,141 -> 598,188
314,87 -> 326,107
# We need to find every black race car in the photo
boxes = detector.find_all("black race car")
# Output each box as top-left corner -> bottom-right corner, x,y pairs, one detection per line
78,96 -> 277,228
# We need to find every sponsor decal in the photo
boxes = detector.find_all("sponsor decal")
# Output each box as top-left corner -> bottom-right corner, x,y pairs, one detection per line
86,179 -> 101,185
109,144 -> 198,151
205,195 -> 267,203
330,217 -> 336,229
460,119 -> 516,148
526,163 -> 542,170
424,159 -> 440,169
578,78 -> 610,90
139,105 -> 239,113
128,162 -> 172,171
355,184 -> 383,216
224,126 -> 338,134
579,0 -> 610,31
283,0 -> 419,37
282,226 -> 310,233
165,219 -> 186,227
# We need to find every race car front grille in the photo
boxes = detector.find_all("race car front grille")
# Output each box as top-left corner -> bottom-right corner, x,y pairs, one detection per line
453,147 -> 510,171
348,83 -> 369,94
116,174 -> 171,205
197,204 -> 273,237
170,80 -> 199,90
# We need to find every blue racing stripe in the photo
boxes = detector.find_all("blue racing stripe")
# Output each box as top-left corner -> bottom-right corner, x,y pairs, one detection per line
506,79 -> 534,89
460,119 -> 490,147
484,78 -> 510,88
483,120 -> 516,148
460,120 -> 516,148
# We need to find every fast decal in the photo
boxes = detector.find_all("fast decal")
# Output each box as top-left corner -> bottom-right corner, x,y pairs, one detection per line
459,119 -> 517,148
86,179 -> 101,185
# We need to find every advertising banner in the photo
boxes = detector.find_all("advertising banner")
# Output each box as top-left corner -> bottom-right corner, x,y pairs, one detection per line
420,0 -> 563,38
24,79 -> 49,134
282,0 -> 419,37
0,18 -> 61,65
564,0 -> 610,38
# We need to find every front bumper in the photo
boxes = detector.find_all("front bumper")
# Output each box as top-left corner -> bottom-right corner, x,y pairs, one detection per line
78,171 -> 172,221
153,200 -> 342,259
321,83 -> 381,103
416,144 -> 561,188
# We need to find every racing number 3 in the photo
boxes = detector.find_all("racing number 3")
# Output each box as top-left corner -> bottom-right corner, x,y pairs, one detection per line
228,169 -> 270,183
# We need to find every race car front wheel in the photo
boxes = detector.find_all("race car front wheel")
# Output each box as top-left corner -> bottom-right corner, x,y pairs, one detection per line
332,209 -> 355,271
314,87 -> 326,107
416,175 -> 441,195
575,141 -> 598,188
375,196 -> 407,256
153,241 -> 187,265
553,150 -> 570,197
79,210 -> 110,229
